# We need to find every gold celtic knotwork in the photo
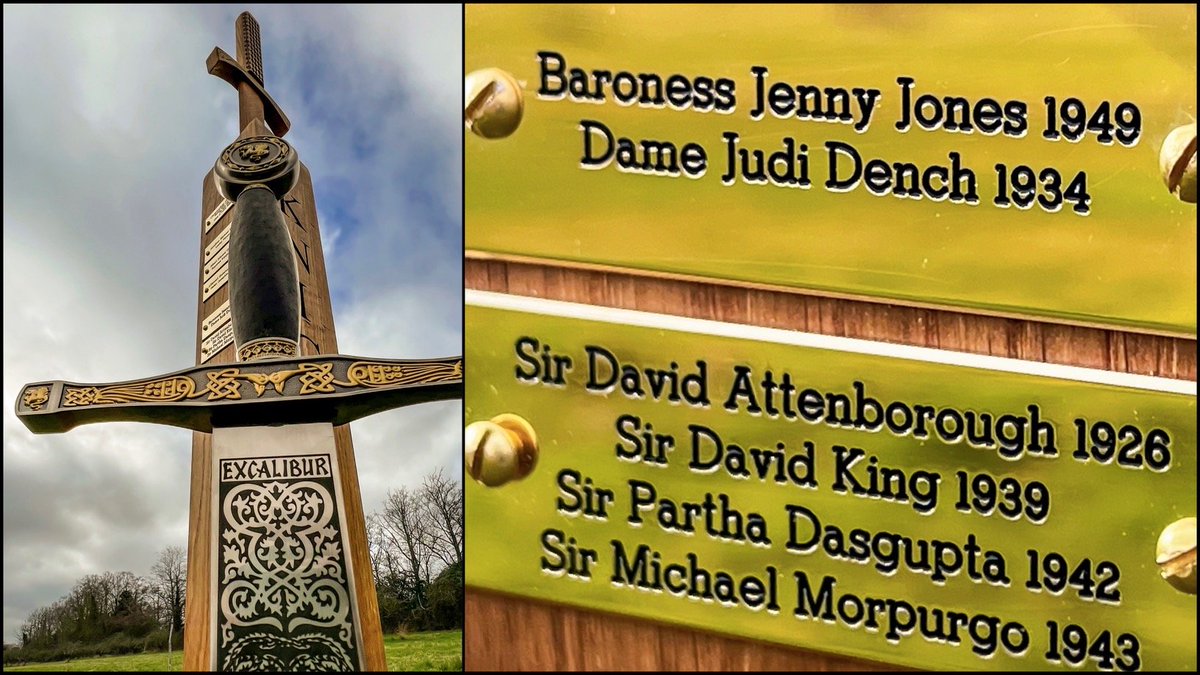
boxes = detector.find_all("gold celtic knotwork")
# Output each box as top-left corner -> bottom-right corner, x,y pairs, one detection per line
344,363 -> 404,386
297,363 -> 337,395
265,369 -> 303,394
63,388 -> 100,406
182,364 -> 338,400
335,360 -> 462,389
199,369 -> 243,401
238,339 -> 297,362
141,377 -> 196,399
22,386 -> 50,411
61,377 -> 197,407
237,372 -> 272,396
235,368 -> 306,396
42,358 -> 459,413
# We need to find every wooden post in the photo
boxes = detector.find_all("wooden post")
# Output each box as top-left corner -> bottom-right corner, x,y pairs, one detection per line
184,120 -> 387,671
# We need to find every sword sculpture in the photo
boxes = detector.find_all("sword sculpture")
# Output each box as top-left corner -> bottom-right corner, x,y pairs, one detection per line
14,12 -> 461,671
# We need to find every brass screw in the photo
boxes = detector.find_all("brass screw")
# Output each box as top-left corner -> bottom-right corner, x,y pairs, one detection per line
1160,123 -> 1197,204
1156,517 -> 1196,594
464,68 -> 524,139
465,413 -> 539,487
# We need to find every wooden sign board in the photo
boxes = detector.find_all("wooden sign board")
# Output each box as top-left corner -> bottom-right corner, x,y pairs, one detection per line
465,4 -> 1197,336
464,292 -> 1196,672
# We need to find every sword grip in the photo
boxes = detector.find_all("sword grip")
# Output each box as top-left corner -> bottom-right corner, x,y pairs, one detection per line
228,186 -> 300,361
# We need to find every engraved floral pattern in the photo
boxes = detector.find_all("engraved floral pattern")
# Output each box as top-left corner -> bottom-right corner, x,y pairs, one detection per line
218,474 -> 357,670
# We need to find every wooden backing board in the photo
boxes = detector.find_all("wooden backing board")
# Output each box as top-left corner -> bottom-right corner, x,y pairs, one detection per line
463,256 -> 1196,671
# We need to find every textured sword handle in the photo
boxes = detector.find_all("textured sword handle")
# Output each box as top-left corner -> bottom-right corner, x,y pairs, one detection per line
236,11 -> 264,85
228,187 -> 300,361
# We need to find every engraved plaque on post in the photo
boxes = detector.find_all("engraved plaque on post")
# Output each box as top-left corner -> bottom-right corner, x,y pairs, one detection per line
203,246 -> 230,282
202,260 -> 229,301
466,5 -> 1198,336
202,300 -> 232,341
465,291 -> 1197,672
205,197 -> 234,234
206,223 -> 232,262
201,320 -> 234,363
201,246 -> 226,279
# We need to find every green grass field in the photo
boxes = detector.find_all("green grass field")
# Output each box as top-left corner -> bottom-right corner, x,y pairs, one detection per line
4,630 -> 462,672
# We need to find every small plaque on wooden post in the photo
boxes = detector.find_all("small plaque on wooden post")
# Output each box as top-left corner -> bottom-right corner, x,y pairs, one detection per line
465,292 -> 1197,672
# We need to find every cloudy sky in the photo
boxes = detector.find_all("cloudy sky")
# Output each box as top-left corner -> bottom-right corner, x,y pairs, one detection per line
2,5 -> 462,642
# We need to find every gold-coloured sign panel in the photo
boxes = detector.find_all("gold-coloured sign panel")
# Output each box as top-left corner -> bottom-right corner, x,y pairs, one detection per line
465,5 -> 1197,336
205,223 -> 231,262
204,197 -> 233,234
201,300 -> 231,341
203,245 -> 229,281
200,319 -> 233,363
201,259 -> 228,302
465,292 -> 1197,672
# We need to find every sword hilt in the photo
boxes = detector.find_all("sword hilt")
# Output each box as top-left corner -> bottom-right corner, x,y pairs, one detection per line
208,11 -> 290,137
213,135 -> 301,362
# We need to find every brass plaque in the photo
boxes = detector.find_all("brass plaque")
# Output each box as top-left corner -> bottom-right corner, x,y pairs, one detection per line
204,197 -> 233,234
204,223 -> 231,263
465,292 -> 1197,671
200,319 -> 233,363
465,5 -> 1197,336
201,258 -> 228,301
201,300 -> 231,341
202,245 -> 229,281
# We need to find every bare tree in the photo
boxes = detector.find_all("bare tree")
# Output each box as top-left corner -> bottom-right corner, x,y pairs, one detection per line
377,487 -> 435,610
151,546 -> 187,636
420,469 -> 463,569
367,468 -> 464,631
366,513 -> 406,582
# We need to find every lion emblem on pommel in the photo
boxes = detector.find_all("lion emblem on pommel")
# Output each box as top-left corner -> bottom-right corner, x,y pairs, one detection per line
238,142 -> 272,163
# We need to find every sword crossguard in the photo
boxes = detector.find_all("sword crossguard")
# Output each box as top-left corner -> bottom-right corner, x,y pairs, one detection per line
16,355 -> 463,434
208,46 -> 291,137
